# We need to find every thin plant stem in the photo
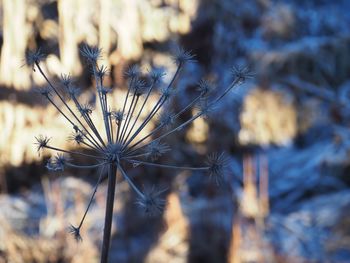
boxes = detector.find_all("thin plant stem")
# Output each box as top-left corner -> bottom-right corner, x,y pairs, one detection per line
127,112 -> 202,155
35,62 -> 104,150
124,159 -> 209,170
72,96 -> 105,146
46,96 -> 102,151
77,165 -> 106,229
119,91 -> 137,143
122,64 -> 181,149
92,65 -> 112,143
125,93 -> 202,151
126,77 -> 242,155
80,139 -> 105,154
117,77 -> 135,143
122,97 -> 165,151
118,164 -> 144,198
66,162 -> 107,169
116,121 -> 121,142
121,95 -> 139,144
43,145 -> 104,159
174,94 -> 202,119
100,164 -> 117,263
123,80 -> 156,144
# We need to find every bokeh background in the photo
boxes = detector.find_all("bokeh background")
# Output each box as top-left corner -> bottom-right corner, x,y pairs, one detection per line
1,0 -> 350,262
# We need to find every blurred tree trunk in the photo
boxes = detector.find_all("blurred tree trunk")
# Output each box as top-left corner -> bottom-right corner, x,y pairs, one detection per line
58,0 -> 82,75
0,0 -> 30,89
99,0 -> 111,63
116,0 -> 142,60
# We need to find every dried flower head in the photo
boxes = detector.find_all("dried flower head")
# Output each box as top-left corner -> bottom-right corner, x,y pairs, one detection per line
158,111 -> 175,128
131,79 -> 147,97
149,68 -> 166,83
35,135 -> 50,155
124,65 -> 140,80
136,187 -> 167,216
25,49 -> 45,71
197,79 -> 215,97
96,65 -> 110,79
231,65 -> 254,84
65,85 -> 80,99
160,86 -> 175,101
78,103 -> 94,116
206,152 -> 228,184
31,45 -> 250,259
68,225 -> 82,242
80,44 -> 102,64
45,158 -> 58,171
69,131 -> 85,145
98,86 -> 112,96
60,74 -> 73,87
146,141 -> 170,161
173,47 -> 195,66
196,98 -> 215,118
46,154 -> 69,171
112,110 -> 124,123
35,86 -> 52,99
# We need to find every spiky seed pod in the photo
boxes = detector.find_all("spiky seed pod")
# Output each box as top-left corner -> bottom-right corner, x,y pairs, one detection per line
45,158 -> 57,171
131,79 -> 147,97
79,103 -> 94,116
173,47 -> 195,66
231,65 -> 254,84
158,111 -> 175,127
54,154 -> 70,171
35,135 -> 50,154
25,49 -> 45,71
197,79 -> 214,97
206,152 -> 228,184
98,86 -> 112,96
60,74 -> 73,87
68,131 -> 85,145
112,110 -> 124,124
124,65 -> 140,80
160,87 -> 175,101
68,225 -> 82,242
46,155 -> 68,172
96,65 -> 109,79
146,141 -> 170,161
80,44 -> 102,64
136,187 -> 167,216
149,68 -> 166,83
66,85 -> 80,99
35,86 -> 52,98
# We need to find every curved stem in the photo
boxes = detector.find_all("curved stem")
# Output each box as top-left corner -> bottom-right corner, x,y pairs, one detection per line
43,145 -> 105,159
124,159 -> 209,171
118,164 -> 144,198
66,162 -> 108,169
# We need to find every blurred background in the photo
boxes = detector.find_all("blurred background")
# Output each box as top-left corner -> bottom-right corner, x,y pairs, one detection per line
1,0 -> 350,262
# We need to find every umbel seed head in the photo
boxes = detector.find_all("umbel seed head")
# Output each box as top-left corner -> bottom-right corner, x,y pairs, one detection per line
206,152 -> 228,184
136,187 -> 167,216
30,43 -> 251,247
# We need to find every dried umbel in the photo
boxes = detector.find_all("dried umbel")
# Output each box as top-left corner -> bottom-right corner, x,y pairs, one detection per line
30,45 -> 250,262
